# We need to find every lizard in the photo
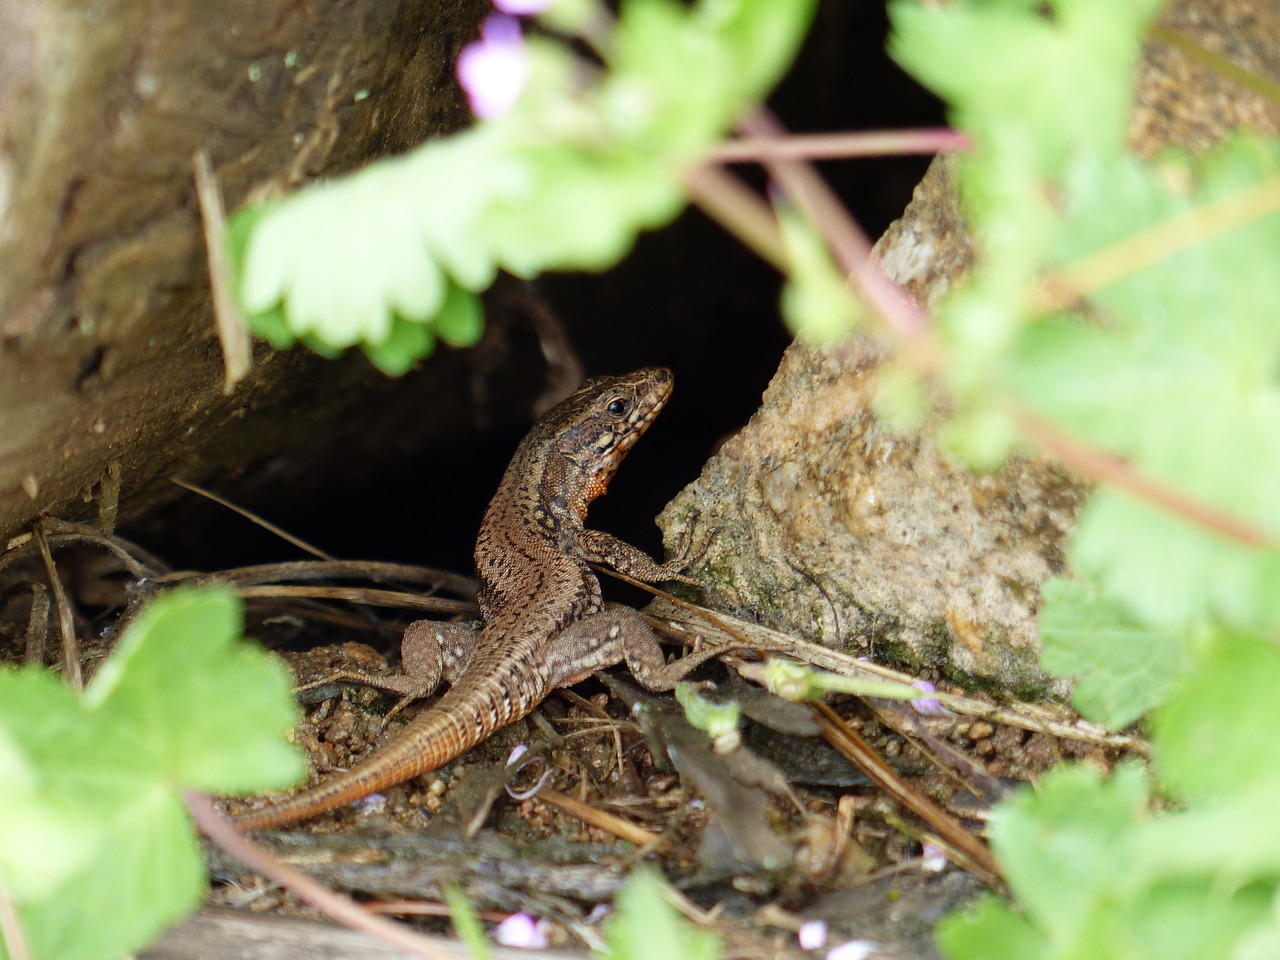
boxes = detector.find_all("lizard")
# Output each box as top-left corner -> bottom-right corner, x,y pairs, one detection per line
232,367 -> 726,831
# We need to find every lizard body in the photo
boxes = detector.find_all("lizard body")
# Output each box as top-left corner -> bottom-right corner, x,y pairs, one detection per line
233,367 -> 718,831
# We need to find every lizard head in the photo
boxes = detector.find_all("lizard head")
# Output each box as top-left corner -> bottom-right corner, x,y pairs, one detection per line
553,367 -> 674,510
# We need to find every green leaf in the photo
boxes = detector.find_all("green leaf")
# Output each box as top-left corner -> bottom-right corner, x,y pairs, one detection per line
233,126 -> 513,367
936,405 -> 1019,471
937,897 -> 1047,960
444,883 -> 492,960
433,283 -> 484,348
85,586 -> 304,794
872,363 -> 930,435
1152,632 -> 1280,801
20,786 -> 203,960
704,0 -> 820,107
1231,908 -> 1280,960
988,764 -> 1149,944
478,148 -> 685,277
232,0 -> 817,371
889,0 -> 1162,178
0,586 -> 305,960
362,316 -> 436,377
1110,879 -> 1271,960
599,868 -> 720,960
1004,141 -> 1280,634
891,1 -> 1280,955
246,303 -> 296,350
1132,790 -> 1280,889
1038,577 -> 1188,729
0,670 -> 104,900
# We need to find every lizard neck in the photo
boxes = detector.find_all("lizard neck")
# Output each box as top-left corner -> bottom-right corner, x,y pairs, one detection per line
472,367 -> 673,622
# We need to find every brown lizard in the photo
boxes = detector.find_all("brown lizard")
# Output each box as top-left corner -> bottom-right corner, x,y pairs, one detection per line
232,367 -> 724,830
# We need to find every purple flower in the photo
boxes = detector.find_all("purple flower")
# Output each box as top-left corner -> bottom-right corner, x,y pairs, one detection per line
909,680 -> 946,716
456,14 -> 528,119
494,0 -> 553,13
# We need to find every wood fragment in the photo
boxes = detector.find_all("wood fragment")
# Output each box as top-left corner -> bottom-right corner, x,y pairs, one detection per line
193,150 -> 252,392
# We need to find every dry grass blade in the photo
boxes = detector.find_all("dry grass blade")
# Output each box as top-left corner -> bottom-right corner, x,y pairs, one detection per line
534,788 -> 665,850
193,149 -> 252,391
0,888 -> 32,960
162,559 -> 477,596
811,703 -> 1002,886
1035,171 -> 1280,315
4,518 -> 166,579
33,521 -> 82,690
1151,24 -> 1280,105
236,584 -> 476,617
633,590 -> 1149,757
172,478 -> 334,561
23,583 -> 49,666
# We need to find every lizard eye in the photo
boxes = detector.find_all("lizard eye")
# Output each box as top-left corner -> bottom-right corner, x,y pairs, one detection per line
606,397 -> 628,416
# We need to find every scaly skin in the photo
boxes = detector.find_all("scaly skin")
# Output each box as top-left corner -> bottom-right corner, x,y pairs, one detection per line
232,367 -> 702,830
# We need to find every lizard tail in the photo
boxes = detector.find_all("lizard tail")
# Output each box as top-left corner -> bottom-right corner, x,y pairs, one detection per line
228,690 -> 492,831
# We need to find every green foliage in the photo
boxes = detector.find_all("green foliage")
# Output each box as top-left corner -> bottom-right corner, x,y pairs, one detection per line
890,0 -> 1280,714
599,868 -> 720,960
0,587 -> 303,960
444,883 -> 493,960
1038,578 -> 1186,730
232,0 -> 817,374
940,638 -> 1280,960
888,0 -> 1280,956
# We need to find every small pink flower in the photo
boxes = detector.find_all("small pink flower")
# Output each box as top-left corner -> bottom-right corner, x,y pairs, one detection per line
826,940 -> 877,960
494,0 -> 553,13
922,843 -> 948,872
909,680 -> 945,716
456,14 -> 528,119
798,920 -> 828,950
494,913 -> 550,949
506,744 -> 530,766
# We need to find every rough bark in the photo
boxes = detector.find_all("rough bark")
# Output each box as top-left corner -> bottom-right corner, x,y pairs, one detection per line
0,0 -> 487,542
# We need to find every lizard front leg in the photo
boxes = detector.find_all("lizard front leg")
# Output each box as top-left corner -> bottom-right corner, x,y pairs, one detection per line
574,528 -> 706,587
546,604 -> 729,691
296,619 -> 482,726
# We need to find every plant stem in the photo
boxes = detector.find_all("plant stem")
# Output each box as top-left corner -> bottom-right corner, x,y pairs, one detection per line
711,127 -> 970,163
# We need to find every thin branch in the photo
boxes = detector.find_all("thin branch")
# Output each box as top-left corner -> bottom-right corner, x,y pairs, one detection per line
535,788 -> 665,850
0,887 -> 32,960
1150,24 -> 1280,106
1037,171 -> 1280,312
1013,408 -> 1276,550
157,558 -> 477,596
737,108 -> 934,343
186,792 -> 458,960
235,583 -> 476,616
710,127 -> 971,163
681,163 -> 788,271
